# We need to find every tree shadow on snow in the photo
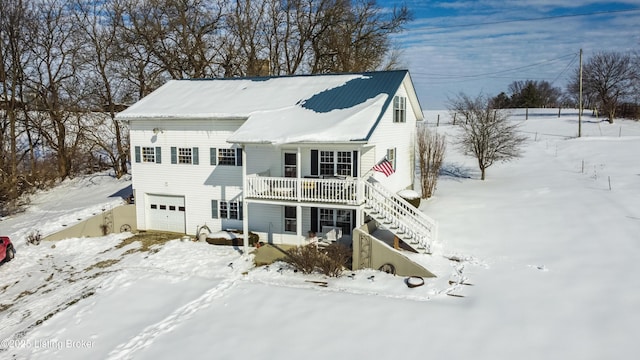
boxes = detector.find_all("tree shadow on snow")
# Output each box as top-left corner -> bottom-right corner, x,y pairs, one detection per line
439,162 -> 476,181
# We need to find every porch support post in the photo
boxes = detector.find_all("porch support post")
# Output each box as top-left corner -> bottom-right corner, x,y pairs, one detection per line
296,146 -> 301,201
296,205 -> 302,243
242,145 -> 249,254
296,147 -> 303,243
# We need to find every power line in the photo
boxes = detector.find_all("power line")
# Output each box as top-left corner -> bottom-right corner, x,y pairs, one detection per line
412,53 -> 577,79
550,53 -> 579,85
418,8 -> 640,30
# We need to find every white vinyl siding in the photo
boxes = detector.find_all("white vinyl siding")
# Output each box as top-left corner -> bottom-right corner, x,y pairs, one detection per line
367,81 -> 416,192
130,119 -> 244,234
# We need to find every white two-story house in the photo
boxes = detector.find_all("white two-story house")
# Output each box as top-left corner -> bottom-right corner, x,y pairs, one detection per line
116,70 -> 437,259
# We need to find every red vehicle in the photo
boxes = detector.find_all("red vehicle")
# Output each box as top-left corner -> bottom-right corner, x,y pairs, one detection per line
1,236 -> 15,264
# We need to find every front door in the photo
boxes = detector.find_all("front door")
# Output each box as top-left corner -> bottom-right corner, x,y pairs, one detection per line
284,153 -> 297,178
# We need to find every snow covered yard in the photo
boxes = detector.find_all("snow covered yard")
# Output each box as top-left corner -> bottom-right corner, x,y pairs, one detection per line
1,109 -> 639,359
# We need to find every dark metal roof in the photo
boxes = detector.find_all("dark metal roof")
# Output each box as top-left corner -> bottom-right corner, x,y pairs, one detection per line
300,70 -> 407,113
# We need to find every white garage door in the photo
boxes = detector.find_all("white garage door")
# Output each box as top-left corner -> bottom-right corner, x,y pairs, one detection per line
146,194 -> 186,233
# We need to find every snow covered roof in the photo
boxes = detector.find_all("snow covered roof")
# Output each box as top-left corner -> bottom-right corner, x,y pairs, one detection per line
116,70 -> 423,145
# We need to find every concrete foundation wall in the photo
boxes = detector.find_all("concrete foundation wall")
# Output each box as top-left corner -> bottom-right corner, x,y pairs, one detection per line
352,223 -> 435,278
44,204 -> 138,241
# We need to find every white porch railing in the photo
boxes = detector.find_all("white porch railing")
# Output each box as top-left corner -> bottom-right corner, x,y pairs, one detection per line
245,175 -> 438,253
362,180 -> 438,254
245,176 -> 360,205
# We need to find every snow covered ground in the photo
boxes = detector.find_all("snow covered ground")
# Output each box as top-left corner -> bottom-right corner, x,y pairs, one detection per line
1,109 -> 639,359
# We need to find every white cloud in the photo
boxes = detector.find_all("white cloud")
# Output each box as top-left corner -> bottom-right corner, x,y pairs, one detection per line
392,1 -> 640,108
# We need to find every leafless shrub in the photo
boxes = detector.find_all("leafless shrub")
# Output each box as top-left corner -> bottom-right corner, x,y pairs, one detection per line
317,244 -> 351,277
417,126 -> 446,198
285,243 -> 351,277
26,230 -> 42,246
284,244 -> 320,274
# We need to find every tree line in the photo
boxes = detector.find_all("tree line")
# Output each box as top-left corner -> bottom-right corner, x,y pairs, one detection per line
490,51 -> 640,123
0,0 -> 410,215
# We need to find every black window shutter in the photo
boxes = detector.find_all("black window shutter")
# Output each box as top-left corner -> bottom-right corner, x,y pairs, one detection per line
239,202 -> 243,220
352,150 -> 358,177
171,147 -> 177,164
310,207 -> 318,232
134,146 -> 141,163
311,150 -> 318,176
155,147 -> 162,164
211,200 -> 218,219
236,148 -> 242,166
210,148 -> 217,165
193,147 -> 199,165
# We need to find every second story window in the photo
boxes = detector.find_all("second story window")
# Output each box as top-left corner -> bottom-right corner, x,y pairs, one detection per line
211,148 -> 242,166
135,146 -> 161,164
393,96 -> 406,123
178,148 -> 192,164
171,147 -> 199,165
142,147 -> 155,162
312,150 -> 358,177
387,148 -> 396,170
218,148 -> 237,165
320,151 -> 334,175
320,151 -> 352,176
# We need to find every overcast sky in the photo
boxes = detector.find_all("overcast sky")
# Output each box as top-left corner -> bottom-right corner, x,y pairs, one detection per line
381,1 -> 640,109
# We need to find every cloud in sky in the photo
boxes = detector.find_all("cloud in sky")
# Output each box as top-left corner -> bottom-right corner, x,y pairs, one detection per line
384,1 -> 640,109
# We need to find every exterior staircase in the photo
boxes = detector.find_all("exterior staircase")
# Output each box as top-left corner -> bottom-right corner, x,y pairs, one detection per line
361,178 -> 437,254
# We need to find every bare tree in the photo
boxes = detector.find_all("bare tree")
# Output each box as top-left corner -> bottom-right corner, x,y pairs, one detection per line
448,93 -> 527,181
122,0 -> 225,80
74,0 -> 130,178
569,51 -> 636,123
25,0 -> 88,179
0,0 -> 31,201
416,125 -> 445,199
310,0 -> 411,73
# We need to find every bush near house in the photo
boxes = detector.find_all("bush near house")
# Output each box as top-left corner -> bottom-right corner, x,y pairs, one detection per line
284,243 -> 351,277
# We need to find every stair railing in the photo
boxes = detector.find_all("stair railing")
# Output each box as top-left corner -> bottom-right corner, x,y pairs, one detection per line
362,178 -> 437,253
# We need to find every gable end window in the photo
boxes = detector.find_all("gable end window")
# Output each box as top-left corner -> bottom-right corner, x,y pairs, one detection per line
393,96 -> 406,123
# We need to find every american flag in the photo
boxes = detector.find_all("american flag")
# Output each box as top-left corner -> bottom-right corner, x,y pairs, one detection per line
373,158 -> 395,177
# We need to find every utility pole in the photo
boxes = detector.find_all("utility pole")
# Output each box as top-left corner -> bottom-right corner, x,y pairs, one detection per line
578,48 -> 583,138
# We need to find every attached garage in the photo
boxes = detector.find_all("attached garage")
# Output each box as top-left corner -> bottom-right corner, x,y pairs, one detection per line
146,194 -> 186,233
